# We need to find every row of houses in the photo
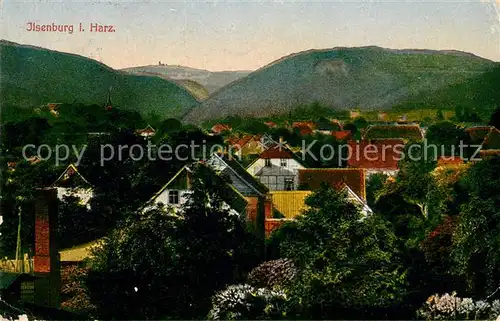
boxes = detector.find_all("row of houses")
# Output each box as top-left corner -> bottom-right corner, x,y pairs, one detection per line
210,116 -> 420,135
3,124 -> 498,312
5,124 -> 500,263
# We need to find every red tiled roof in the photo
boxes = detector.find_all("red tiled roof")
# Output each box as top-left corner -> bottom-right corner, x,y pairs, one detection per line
478,150 -> 500,160
211,124 -> 232,133
299,127 -> 313,136
27,156 -> 41,165
264,121 -> 277,128
47,103 -> 61,111
465,126 -> 495,142
259,144 -> 296,159
135,126 -> 156,135
347,139 -> 405,170
331,130 -> 352,141
292,121 -> 317,130
228,135 -> 255,150
437,156 -> 464,167
298,168 -> 367,200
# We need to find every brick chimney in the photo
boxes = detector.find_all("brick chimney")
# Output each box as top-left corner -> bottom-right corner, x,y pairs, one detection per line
33,188 -> 60,308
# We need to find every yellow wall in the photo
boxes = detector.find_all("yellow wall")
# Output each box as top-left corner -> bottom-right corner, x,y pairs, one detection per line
270,191 -> 312,219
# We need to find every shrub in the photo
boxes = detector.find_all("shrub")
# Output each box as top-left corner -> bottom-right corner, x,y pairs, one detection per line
246,259 -> 297,289
207,284 -> 288,320
418,292 -> 498,320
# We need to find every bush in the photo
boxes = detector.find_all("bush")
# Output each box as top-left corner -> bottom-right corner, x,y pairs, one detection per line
207,284 -> 288,320
418,292 -> 499,320
246,259 -> 297,289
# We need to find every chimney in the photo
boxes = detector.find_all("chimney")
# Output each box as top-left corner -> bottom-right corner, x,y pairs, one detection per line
33,188 -> 60,308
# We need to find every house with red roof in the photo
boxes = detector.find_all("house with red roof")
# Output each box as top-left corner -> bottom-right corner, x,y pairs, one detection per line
347,139 -> 405,177
264,121 -> 277,129
350,111 -> 361,119
226,133 -> 278,157
480,127 -> 500,150
464,126 -> 500,161
292,121 -> 316,130
478,150 -> 500,160
298,168 -> 372,216
210,124 -> 232,135
135,125 -> 156,138
378,112 -> 389,121
246,140 -> 306,191
465,126 -> 496,144
227,135 -> 262,156
331,130 -> 352,141
47,103 -> 62,116
291,121 -> 316,136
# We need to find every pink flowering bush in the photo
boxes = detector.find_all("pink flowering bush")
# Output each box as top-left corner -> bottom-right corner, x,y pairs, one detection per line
418,292 -> 499,320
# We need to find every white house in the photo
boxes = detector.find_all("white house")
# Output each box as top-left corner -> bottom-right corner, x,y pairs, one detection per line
52,164 -> 93,209
140,164 -> 248,217
246,143 -> 306,191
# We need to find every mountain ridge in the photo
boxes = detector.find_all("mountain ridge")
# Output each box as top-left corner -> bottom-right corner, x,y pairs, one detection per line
0,40 -> 199,120
184,46 -> 499,123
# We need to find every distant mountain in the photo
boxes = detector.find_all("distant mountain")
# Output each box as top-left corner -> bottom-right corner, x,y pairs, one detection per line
121,65 -> 251,94
125,70 -> 210,101
183,46 -> 499,123
0,40 -> 199,119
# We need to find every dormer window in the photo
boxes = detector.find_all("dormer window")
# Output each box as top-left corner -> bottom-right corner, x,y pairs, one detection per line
280,158 -> 287,167
265,159 -> 271,167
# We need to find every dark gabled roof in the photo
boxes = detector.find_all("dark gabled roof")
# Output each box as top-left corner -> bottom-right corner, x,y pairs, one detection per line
220,183 -> 248,215
211,153 -> 269,195
363,124 -> 423,141
142,165 -> 192,208
298,168 -> 367,201
141,163 -> 248,215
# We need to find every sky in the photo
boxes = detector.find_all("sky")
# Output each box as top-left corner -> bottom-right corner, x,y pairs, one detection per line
1,0 -> 499,71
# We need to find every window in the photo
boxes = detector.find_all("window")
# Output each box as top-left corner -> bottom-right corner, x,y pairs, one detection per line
168,190 -> 180,204
280,158 -> 287,167
265,158 -> 271,167
284,178 -> 294,191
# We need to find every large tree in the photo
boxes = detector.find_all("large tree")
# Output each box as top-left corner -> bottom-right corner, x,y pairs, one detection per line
86,163 -> 260,319
452,156 -> 500,297
274,185 -> 407,319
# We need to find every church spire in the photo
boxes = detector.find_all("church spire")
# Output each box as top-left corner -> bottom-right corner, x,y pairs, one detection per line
105,86 -> 112,110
